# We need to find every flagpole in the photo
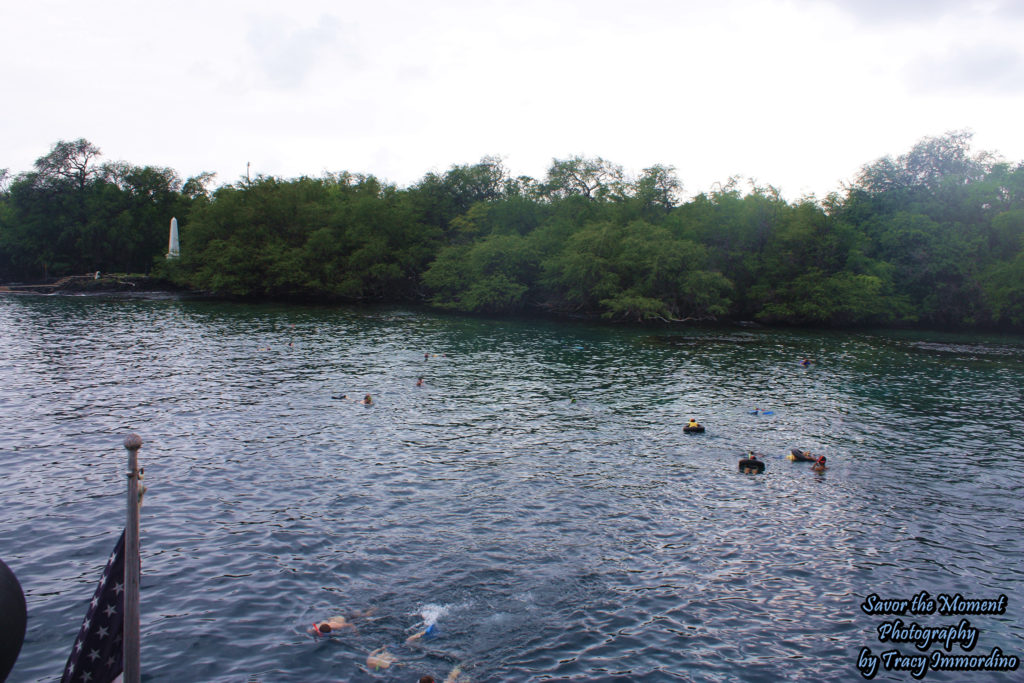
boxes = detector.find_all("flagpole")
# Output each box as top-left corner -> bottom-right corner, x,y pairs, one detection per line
123,434 -> 142,683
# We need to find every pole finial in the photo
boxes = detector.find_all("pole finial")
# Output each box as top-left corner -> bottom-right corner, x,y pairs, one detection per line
124,434 -> 143,451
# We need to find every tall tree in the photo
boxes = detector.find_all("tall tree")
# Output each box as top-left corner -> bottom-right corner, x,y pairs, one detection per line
32,138 -> 103,191
541,156 -> 625,201
633,164 -> 682,213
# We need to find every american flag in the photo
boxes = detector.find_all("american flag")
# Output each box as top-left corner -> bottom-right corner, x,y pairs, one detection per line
61,530 -> 125,683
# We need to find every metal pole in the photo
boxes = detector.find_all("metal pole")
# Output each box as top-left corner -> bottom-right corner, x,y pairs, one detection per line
123,434 -> 142,683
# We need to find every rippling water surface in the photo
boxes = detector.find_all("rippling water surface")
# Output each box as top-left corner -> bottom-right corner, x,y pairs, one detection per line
2,295 -> 1023,682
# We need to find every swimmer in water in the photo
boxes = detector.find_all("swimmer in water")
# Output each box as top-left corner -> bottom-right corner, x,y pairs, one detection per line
310,607 -> 376,636
687,418 -> 700,429
800,358 -> 812,367
445,665 -> 469,682
361,394 -> 373,405
812,455 -> 827,472
406,623 -> 438,643
311,615 -> 354,635
416,377 -> 424,387
366,647 -> 396,670
739,451 -> 764,474
419,664 -> 467,682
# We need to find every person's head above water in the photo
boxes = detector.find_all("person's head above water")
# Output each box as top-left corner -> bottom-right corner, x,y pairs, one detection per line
312,615 -> 351,634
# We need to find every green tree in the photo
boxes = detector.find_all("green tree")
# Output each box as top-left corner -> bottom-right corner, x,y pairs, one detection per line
408,158 -> 507,236
32,138 -> 103,192
633,164 -> 682,214
541,156 -> 625,202
541,220 -> 732,321
423,234 -> 537,313
982,253 -> 1024,326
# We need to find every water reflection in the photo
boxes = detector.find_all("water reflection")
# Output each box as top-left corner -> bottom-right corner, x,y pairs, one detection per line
1,296 -> 1022,682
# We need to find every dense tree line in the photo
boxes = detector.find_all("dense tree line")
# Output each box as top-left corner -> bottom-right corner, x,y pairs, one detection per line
2,133 -> 1023,329
0,140 -> 200,279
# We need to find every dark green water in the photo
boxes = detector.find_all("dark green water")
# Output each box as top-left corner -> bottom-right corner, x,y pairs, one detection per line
1,295 -> 1022,682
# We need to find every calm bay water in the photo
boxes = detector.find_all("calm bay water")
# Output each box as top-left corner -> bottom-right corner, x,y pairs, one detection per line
1,294 -> 1022,682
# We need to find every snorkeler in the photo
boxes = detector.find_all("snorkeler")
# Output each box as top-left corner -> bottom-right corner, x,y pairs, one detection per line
418,662 -> 468,682
310,607 -> 376,636
406,623 -> 439,643
444,666 -> 468,683
683,418 -> 705,432
366,647 -> 396,670
739,451 -> 765,474
311,615 -> 354,635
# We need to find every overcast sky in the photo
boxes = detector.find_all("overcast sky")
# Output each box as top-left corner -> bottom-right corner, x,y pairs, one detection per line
3,0 -> 1023,200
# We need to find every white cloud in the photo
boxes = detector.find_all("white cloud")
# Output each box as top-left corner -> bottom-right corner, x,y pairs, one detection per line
802,0 -> 989,25
907,44 -> 1024,95
245,14 -> 356,90
1,0 -> 1022,200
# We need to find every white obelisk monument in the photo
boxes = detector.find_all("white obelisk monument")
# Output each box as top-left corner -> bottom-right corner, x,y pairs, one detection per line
167,217 -> 180,259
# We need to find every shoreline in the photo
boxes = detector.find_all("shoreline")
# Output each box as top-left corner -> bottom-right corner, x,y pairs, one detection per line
3,275 -> 1022,335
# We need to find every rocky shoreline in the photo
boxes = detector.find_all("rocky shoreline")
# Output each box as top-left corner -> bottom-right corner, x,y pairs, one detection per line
0,274 -> 181,295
